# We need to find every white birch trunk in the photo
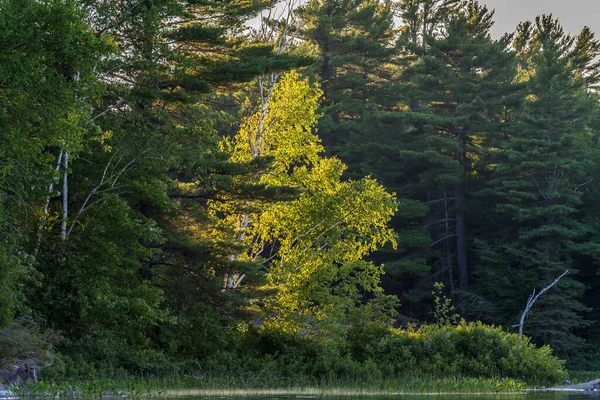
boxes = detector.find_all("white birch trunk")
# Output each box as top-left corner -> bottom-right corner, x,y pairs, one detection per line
222,2 -> 294,291
34,150 -> 64,257
61,152 -> 69,241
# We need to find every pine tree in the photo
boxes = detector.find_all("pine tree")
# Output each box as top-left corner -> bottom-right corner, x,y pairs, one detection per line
572,26 -> 600,88
393,1 -> 519,298
478,15 -> 600,354
396,0 -> 461,50
294,0 -> 432,321
295,0 -> 395,152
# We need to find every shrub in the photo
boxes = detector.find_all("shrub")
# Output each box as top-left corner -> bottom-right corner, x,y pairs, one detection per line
375,321 -> 566,385
0,318 -> 53,370
55,327 -> 173,378
198,320 -> 566,386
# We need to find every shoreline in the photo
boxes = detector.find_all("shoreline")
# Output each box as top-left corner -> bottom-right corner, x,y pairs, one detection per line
539,378 -> 600,393
1,377 -> 598,398
0,388 -> 532,399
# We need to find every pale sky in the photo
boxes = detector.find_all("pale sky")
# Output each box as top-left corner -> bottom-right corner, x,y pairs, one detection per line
249,0 -> 600,39
481,0 -> 600,38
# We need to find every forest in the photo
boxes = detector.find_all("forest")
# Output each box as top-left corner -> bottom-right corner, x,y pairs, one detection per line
1,0 -> 600,388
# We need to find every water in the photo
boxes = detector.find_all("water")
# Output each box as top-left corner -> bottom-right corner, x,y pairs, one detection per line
178,393 -> 600,400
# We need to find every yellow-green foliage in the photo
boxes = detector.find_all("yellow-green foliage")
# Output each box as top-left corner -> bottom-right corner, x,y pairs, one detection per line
213,71 -> 398,331
376,322 -> 567,385
432,282 -> 460,326
259,159 -> 398,328
230,70 -> 323,173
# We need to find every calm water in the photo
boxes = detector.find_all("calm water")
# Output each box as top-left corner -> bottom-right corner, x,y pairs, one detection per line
179,393 -> 600,400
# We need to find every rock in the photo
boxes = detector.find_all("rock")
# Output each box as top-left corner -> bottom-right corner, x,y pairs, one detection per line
0,364 -> 38,386
0,368 -> 26,386
582,379 -> 600,392
0,386 -> 14,399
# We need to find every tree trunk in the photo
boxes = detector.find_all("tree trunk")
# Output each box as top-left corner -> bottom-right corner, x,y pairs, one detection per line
321,52 -> 331,101
61,152 -> 69,241
454,181 -> 468,290
444,193 -> 455,291
35,150 -> 64,257
518,270 -> 569,335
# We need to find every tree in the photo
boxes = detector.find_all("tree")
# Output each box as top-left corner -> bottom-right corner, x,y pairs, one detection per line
572,26 -> 600,88
215,71 -> 398,331
295,0 -> 395,152
23,0 -> 313,367
394,1 -> 519,295
477,15 -> 599,354
396,0 -> 461,50
0,0 -> 107,327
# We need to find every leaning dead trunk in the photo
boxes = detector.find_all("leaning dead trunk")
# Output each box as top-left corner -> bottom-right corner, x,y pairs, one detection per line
518,270 -> 569,335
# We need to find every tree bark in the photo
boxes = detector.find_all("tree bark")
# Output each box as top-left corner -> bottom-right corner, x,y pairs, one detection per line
518,270 -> 569,335
454,181 -> 468,290
61,152 -> 69,241
34,150 -> 64,257
444,193 -> 455,291
321,52 -> 331,101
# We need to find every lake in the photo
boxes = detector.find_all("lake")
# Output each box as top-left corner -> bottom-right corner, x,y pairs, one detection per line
174,393 -> 600,400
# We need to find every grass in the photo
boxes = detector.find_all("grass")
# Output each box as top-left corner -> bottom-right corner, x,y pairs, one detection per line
566,370 -> 600,384
12,375 -> 530,398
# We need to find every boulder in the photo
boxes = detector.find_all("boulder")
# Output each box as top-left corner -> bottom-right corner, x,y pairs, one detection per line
0,386 -> 14,399
0,365 -> 34,386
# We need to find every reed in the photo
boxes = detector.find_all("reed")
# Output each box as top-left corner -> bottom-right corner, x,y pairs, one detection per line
13,375 -> 529,398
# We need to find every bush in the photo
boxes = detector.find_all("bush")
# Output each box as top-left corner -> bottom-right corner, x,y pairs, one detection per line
375,321 -> 566,385
189,320 -> 566,387
0,318 -> 53,370
54,327 -> 173,378
35,318 -> 566,387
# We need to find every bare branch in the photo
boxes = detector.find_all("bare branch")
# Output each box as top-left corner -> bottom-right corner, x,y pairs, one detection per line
66,145 -> 149,238
427,197 -> 455,205
429,234 -> 457,247
518,269 -> 569,335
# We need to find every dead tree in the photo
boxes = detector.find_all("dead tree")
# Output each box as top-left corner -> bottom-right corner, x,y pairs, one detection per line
517,269 -> 569,335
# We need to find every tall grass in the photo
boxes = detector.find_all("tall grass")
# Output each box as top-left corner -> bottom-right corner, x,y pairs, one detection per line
14,375 -> 529,398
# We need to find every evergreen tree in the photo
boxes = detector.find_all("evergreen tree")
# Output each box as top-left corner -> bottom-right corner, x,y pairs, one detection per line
476,15 -> 599,354
295,0 -> 395,152
572,26 -> 600,88
3,0 -> 600,372
396,0 -> 461,50
392,1 -> 518,301
295,0 -> 435,322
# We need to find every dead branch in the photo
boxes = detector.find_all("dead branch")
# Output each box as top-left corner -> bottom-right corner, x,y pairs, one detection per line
518,269 -> 569,335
